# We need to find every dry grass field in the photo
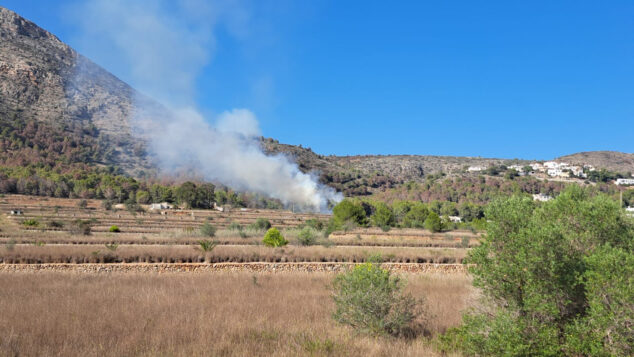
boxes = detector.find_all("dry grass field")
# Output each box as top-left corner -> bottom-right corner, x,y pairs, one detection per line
0,194 -> 478,356
0,271 -> 474,356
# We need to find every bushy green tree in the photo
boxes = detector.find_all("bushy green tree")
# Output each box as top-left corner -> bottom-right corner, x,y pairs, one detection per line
175,181 -> 198,208
262,227 -> 288,247
443,186 -> 634,356
331,199 -> 368,230
332,259 -> 423,337
424,211 -> 442,232
402,203 -> 429,228
371,202 -> 395,229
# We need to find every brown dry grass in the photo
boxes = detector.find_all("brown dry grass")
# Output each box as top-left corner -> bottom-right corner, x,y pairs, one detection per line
0,271 -> 472,356
0,244 -> 467,264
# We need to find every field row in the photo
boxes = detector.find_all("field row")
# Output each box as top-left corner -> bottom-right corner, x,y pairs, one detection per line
0,245 -> 467,264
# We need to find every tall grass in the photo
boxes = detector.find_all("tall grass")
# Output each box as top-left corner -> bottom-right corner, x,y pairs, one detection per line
0,271 -> 472,356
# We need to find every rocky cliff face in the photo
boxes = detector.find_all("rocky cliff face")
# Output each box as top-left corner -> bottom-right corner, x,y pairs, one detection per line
0,7 -> 152,175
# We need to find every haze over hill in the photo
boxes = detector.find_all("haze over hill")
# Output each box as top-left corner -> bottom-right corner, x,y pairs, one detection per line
0,6 -> 632,200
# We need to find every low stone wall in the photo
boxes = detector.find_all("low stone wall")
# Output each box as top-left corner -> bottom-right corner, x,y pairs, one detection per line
0,262 -> 468,274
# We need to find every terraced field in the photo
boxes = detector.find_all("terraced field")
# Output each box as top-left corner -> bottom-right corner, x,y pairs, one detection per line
0,194 -> 478,268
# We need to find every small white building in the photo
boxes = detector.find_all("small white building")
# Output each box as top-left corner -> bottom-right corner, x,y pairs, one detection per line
149,202 -> 174,210
448,216 -> 462,223
615,178 -> 634,186
533,193 -> 553,202
547,169 -> 569,178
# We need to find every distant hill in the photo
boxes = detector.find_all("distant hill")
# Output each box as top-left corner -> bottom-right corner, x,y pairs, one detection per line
261,138 -> 528,195
557,151 -> 634,174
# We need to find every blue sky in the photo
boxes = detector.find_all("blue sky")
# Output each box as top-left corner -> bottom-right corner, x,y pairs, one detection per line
3,0 -> 633,159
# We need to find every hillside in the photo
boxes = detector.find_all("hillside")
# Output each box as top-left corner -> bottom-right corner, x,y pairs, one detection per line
0,6 -> 153,175
557,151 -> 634,174
261,138 -> 527,195
1,6 -> 632,200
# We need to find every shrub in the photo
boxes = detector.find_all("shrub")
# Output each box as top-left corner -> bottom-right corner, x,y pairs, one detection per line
262,228 -> 288,247
4,238 -> 16,252
228,222 -> 243,231
199,223 -> 216,237
305,218 -> 324,231
332,259 -> 422,337
47,220 -> 64,229
77,199 -> 88,209
70,219 -> 93,235
102,200 -> 113,210
197,240 -> 217,252
297,227 -> 317,246
109,225 -> 120,233
252,218 -> 272,231
22,219 -> 39,227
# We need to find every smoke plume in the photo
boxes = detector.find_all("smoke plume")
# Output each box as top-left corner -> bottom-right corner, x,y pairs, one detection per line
68,0 -> 341,212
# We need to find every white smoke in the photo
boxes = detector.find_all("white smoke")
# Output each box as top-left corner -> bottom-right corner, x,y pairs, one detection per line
68,0 -> 342,212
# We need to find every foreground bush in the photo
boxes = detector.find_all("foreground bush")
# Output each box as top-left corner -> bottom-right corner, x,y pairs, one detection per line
262,228 -> 288,247
331,258 -> 422,337
109,225 -> 120,233
442,186 -> 634,356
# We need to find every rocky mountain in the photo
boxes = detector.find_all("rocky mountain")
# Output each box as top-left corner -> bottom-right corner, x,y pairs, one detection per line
0,6 -> 152,175
557,151 -> 634,174
1,6 -> 631,197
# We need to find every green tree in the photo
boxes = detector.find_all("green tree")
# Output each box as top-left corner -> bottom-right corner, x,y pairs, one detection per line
331,199 -> 368,230
424,211 -> 442,232
262,227 -> 288,247
402,203 -> 429,228
175,181 -> 198,208
443,186 -> 634,356
196,183 -> 215,209
135,190 -> 150,204
371,202 -> 395,229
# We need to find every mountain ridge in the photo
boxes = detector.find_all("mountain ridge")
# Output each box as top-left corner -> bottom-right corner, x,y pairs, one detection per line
1,6 -> 632,197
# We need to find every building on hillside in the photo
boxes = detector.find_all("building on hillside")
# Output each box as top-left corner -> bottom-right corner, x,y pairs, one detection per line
544,161 -> 559,169
9,209 -> 22,215
448,216 -> 462,223
615,178 -> 634,186
533,193 -> 553,202
531,162 -> 545,171
149,202 -> 173,210
626,207 -> 634,217
547,168 -> 569,178
467,166 -> 486,172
